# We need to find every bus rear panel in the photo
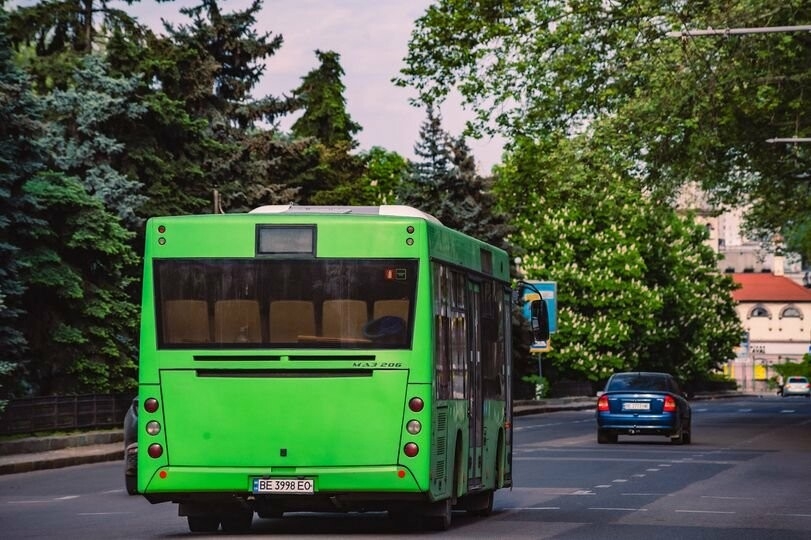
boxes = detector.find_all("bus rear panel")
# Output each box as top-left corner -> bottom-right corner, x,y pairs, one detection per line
136,207 -> 511,531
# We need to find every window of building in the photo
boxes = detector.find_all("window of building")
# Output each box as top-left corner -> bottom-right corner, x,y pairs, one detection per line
748,305 -> 770,319
779,306 -> 802,320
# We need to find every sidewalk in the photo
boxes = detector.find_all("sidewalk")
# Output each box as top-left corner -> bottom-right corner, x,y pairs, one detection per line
0,393 -> 747,476
0,429 -> 123,475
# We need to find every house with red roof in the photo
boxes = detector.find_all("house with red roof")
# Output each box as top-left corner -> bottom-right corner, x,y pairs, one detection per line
728,266 -> 811,391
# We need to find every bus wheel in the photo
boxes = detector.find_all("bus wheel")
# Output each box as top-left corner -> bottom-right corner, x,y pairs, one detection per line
220,510 -> 253,533
466,490 -> 494,517
187,515 -> 219,533
425,498 -> 452,531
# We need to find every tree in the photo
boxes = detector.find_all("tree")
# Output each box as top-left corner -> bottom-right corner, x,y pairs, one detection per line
398,105 -> 452,212
7,0 -> 147,90
0,6 -> 44,404
289,49 -> 365,205
499,134 -> 742,385
401,106 -> 513,250
18,172 -> 139,394
292,49 -> 361,147
38,54 -> 146,228
397,0 -> 811,263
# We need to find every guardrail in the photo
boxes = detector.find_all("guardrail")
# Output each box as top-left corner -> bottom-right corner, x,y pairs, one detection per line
0,394 -> 134,436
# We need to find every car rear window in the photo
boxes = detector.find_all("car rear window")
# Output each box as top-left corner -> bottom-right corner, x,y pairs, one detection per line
606,374 -> 668,392
787,377 -> 807,383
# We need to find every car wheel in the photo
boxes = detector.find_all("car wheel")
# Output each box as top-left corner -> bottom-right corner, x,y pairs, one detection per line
670,426 -> 686,445
682,420 -> 692,445
125,474 -> 137,495
597,430 -> 616,444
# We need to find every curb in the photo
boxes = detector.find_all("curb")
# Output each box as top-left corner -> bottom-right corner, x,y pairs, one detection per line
0,444 -> 123,475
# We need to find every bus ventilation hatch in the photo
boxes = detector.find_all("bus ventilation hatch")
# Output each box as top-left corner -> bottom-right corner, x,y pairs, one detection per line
432,409 -> 448,480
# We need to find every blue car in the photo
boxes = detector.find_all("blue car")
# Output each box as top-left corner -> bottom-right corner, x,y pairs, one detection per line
596,372 -> 691,445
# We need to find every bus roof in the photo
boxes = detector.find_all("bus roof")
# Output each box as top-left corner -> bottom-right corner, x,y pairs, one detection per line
248,204 -> 442,225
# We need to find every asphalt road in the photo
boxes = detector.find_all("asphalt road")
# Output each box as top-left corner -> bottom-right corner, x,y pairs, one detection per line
1,395 -> 810,539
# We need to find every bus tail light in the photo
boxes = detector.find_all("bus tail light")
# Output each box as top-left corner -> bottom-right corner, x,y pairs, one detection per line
663,395 -> 677,412
146,421 -> 161,436
404,442 -> 419,457
148,443 -> 163,458
408,397 -> 424,412
597,395 -> 609,412
406,420 -> 421,435
144,397 -> 159,413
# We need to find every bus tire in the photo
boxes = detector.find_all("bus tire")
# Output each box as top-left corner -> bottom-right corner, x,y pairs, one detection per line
220,510 -> 253,533
426,498 -> 452,531
187,515 -> 219,533
466,490 -> 494,516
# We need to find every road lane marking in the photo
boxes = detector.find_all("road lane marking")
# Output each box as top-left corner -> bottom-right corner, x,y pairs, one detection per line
78,512 -> 135,516
595,485 -> 612,488
676,509 -> 736,514
7,495 -> 80,504
505,507 -> 561,511
589,507 -> 647,512
701,496 -> 755,501
612,479 -> 628,483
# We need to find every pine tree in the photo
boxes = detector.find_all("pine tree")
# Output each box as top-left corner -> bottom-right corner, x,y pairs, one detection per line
399,105 -> 452,212
0,6 -> 44,404
289,49 -> 365,205
38,54 -> 146,228
19,171 -> 139,394
292,50 -> 361,147
401,106 -> 513,249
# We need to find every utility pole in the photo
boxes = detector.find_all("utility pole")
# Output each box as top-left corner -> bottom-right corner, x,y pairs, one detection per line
667,25 -> 811,144
666,25 -> 811,38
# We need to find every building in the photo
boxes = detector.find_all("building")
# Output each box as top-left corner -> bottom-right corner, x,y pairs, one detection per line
729,268 -> 811,391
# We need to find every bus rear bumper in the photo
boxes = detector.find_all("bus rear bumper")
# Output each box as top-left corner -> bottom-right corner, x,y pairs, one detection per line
142,464 -> 423,507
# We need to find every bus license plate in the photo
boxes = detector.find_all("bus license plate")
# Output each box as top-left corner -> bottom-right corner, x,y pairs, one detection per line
252,478 -> 314,494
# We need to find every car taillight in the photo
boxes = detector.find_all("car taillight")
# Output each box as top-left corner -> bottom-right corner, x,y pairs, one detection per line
597,395 -> 609,412
663,395 -> 677,412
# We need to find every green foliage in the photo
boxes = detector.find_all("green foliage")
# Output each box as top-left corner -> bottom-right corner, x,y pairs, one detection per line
399,0 -> 811,264
19,172 -> 139,394
501,134 -> 742,384
292,50 -> 361,147
38,54 -> 146,228
772,355 -> 811,379
0,6 -> 44,400
401,106 -> 513,250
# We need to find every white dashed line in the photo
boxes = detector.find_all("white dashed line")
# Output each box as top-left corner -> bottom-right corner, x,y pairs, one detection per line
589,507 -> 647,512
676,509 -> 736,514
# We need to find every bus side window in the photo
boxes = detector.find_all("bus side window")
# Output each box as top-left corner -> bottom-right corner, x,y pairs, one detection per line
269,300 -> 316,342
214,300 -> 261,343
322,300 -> 368,339
163,299 -> 210,344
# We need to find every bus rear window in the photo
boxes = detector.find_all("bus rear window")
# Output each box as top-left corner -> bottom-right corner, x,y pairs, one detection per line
153,259 -> 417,350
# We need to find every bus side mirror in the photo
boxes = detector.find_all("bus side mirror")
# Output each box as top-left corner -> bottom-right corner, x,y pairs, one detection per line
530,299 -> 550,344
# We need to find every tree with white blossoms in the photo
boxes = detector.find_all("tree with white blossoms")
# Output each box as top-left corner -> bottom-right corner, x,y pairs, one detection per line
500,134 -> 742,386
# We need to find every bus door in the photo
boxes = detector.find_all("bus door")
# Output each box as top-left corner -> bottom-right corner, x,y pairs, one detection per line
467,280 -> 483,488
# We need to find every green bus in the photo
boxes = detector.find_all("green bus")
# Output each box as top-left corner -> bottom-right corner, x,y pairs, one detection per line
136,205 -> 514,532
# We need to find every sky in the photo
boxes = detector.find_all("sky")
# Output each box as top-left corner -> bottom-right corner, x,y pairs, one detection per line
119,0 -> 505,172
